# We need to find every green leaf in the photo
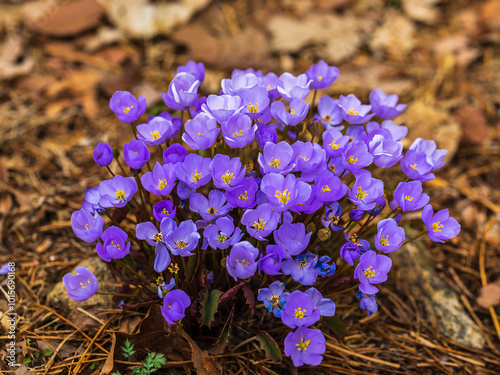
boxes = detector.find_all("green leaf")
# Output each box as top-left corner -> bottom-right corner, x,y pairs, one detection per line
89,362 -> 96,371
201,289 -> 223,329
23,358 -> 31,365
34,352 -> 40,359
121,338 -> 136,359
323,315 -> 346,340
143,352 -> 166,373
256,331 -> 282,363
42,348 -> 53,357
185,253 -> 198,283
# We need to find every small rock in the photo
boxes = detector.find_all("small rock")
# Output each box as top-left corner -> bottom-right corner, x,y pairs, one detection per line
47,257 -> 115,309
393,240 -> 485,349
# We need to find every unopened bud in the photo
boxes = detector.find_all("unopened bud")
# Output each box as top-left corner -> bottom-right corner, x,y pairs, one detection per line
306,222 -> 316,233
318,228 -> 331,242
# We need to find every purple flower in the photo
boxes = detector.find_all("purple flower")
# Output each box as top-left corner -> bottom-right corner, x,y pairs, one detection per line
189,96 -> 207,118
284,327 -> 326,367
202,95 -> 242,123
221,72 -> 261,96
238,85 -> 270,119
93,142 -> 113,167
162,72 -> 200,111
210,154 -> 246,191
71,208 -> 104,243
163,143 -> 188,165
136,117 -> 174,145
161,289 -> 191,326
202,217 -> 242,250
182,113 -> 220,150
321,202 -> 344,231
393,181 -> 430,212
190,190 -> 231,222
400,150 -> 435,182
340,242 -> 361,265
152,112 -> 182,137
0,263 -> 11,274
306,61 -> 339,90
165,219 -> 200,257
354,251 -> 392,294
63,267 -> 99,302
281,290 -> 320,328
241,204 -> 281,241
109,91 -> 146,123
348,171 -> 384,211
366,134 -> 403,168
338,94 -> 374,124
175,153 -> 212,188
225,176 -> 258,209
341,141 -> 373,172
369,88 -> 407,119
317,96 -> 343,129
314,170 -> 347,202
153,200 -> 176,222
291,141 -> 327,181
221,113 -> 257,148
315,256 -> 336,277
422,204 -> 460,243
157,277 -> 175,298
410,138 -> 447,171
260,173 -> 311,212
271,98 -> 309,126
281,252 -> 318,286
140,162 -> 176,196
177,181 -> 195,200
277,72 -> 311,101
98,175 -> 137,208
82,186 -> 104,213
123,140 -> 150,170
262,72 -> 281,100
358,290 -> 378,317
375,219 -> 405,253
274,222 -> 311,257
304,287 -> 336,316
258,245 -> 287,276
366,120 -> 408,141
256,124 -> 278,148
349,209 -> 364,222
322,128 -> 349,157
96,226 -> 131,262
257,281 -> 289,317
257,141 -> 295,175
136,219 -> 174,272
226,241 -> 259,281
177,60 -> 205,82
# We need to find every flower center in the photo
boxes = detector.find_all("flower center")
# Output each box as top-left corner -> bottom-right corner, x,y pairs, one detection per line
295,337 -> 310,351
207,207 -> 217,215
379,235 -> 389,246
348,108 -> 359,115
80,280 -> 91,288
168,263 -> 179,274
151,130 -> 161,140
321,185 -> 331,193
176,241 -> 187,249
115,189 -> 126,201
432,222 -> 443,232
294,308 -> 307,319
364,266 -> 375,279
349,233 -> 360,245
270,296 -> 280,307
153,232 -> 163,242
247,102 -> 258,113
330,215 -> 339,225
275,189 -> 291,204
347,155 -> 358,164
410,163 -> 418,171
290,109 -> 296,115
239,191 -> 249,201
191,169 -> 202,182
252,218 -> 267,231
85,223 -> 91,230
110,240 -> 121,249
236,259 -> 250,266
123,105 -> 134,114
217,234 -> 228,242
161,208 -> 169,215
404,195 -> 414,201
232,129 -> 244,137
269,157 -> 280,168
299,155 -> 310,162
221,170 -> 235,185
299,258 -> 308,267
157,179 -> 168,190
330,140 -> 339,150
355,186 -> 368,200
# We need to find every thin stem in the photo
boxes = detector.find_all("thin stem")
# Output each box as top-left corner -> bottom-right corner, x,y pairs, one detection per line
105,166 -> 115,177
401,231 -> 428,247
96,291 -> 143,300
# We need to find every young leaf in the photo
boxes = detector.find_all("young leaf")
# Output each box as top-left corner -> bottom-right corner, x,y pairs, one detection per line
23,358 -> 31,365
256,331 -> 282,363
323,315 -> 346,340
201,289 -> 223,329
89,362 -> 96,371
143,352 -> 166,373
121,338 -> 136,359
42,348 -> 53,356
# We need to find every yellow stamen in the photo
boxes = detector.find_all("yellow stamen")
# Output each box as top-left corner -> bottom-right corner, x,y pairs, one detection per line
299,258 -> 308,267
269,158 -> 280,168
330,140 -> 339,150
318,76 -> 322,82
299,155 -> 310,162
235,259 -> 250,266
157,179 -> 168,190
85,223 -> 91,230
294,308 -> 306,319
151,130 -> 161,140
321,185 -> 331,193
232,129 -> 244,137
348,108 -> 359,115
80,280 -> 91,287
247,102 -> 258,113
347,155 -> 358,164
253,218 -> 267,231
153,233 -> 163,242
364,266 -> 375,278
290,109 -> 296,115
161,208 -> 169,215
221,170 -> 235,185
432,222 -> 443,232
295,337 -> 310,351
191,169 -> 202,182
410,163 -> 418,170
115,189 -> 126,201
404,196 -> 414,201
217,234 -> 228,242
168,263 -> 179,274
207,207 -> 217,215
275,189 -> 291,204
356,186 -> 368,200
176,241 -> 187,249
270,296 -> 280,307
123,105 -> 134,114
156,276 -> 164,285
239,191 -> 249,201
110,240 -> 121,249
379,235 -> 389,246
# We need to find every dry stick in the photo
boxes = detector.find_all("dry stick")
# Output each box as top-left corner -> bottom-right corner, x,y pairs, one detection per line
42,330 -> 79,375
479,216 -> 500,341
32,304 -> 110,354
72,314 -> 117,374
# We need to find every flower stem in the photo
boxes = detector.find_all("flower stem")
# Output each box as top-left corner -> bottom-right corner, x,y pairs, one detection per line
401,230 -> 428,247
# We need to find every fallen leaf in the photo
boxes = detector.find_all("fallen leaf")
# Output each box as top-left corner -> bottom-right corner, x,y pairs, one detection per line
22,0 -> 105,37
96,0 -> 212,38
481,0 -> 500,31
0,35 -> 34,80
402,0 -> 440,25
370,12 -> 415,59
477,283 -> 500,308
455,105 -> 490,145
268,13 -> 363,63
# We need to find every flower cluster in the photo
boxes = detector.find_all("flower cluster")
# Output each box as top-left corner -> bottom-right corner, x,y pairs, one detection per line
66,60 -> 460,367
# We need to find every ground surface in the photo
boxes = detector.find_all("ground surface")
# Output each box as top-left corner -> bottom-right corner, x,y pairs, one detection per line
0,0 -> 500,374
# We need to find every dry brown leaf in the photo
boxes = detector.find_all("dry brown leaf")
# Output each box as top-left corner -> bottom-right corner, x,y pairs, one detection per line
0,35 -> 34,80
268,13 -> 362,63
481,0 -> 500,31
477,283 -> 500,309
402,0 -> 440,25
0,4 -> 22,30
96,0 -> 212,38
21,0 -> 104,37
455,105 -> 490,145
370,13 -> 415,59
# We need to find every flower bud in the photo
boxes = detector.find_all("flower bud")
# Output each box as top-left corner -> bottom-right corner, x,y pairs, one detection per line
306,222 -> 316,234
318,228 -> 331,242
